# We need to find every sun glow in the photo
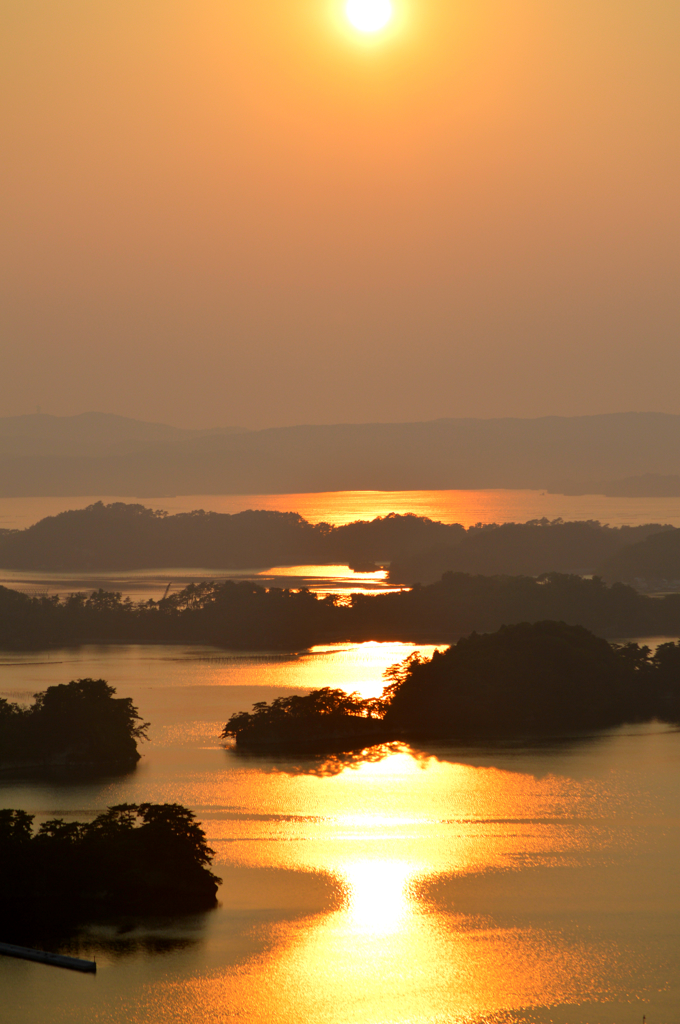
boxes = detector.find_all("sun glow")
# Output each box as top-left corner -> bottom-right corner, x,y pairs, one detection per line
341,858 -> 414,934
345,0 -> 394,34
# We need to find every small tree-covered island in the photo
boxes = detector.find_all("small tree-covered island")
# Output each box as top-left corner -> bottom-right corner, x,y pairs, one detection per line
0,683 -> 220,937
0,802 -> 220,937
0,678 -> 148,772
224,621 -> 680,749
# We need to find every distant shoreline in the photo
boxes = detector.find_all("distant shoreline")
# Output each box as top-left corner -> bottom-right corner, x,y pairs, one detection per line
4,487 -> 680,533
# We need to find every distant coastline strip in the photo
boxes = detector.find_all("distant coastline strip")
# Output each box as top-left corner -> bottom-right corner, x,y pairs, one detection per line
0,942 -> 96,972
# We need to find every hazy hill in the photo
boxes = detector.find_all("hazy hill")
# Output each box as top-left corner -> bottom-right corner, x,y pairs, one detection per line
388,521 -> 673,585
0,412 -> 212,459
2,412 -> 680,496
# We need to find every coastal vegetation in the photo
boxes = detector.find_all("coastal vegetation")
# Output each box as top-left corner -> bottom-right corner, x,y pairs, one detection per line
2,571 -> 680,651
0,678 -> 148,770
224,623 -> 680,748
0,802 -> 220,938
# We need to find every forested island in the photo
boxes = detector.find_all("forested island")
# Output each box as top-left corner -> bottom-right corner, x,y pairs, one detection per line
0,501 -> 674,583
0,678 -> 148,771
2,571 -> 680,651
0,802 -> 220,939
224,622 -> 680,748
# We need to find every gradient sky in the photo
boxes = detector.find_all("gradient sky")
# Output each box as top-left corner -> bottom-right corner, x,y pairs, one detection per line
1,1 -> 678,428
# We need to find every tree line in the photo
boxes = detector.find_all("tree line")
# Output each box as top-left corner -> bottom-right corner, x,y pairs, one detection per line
2,571 -> 680,651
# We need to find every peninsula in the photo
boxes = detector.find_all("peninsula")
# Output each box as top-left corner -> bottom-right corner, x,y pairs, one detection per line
224,622 -> 680,749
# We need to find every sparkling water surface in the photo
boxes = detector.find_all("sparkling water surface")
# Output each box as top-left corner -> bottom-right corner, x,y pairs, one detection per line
2,642 -> 680,1023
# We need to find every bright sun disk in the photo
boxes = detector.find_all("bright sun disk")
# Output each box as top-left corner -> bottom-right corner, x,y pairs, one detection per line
345,0 -> 394,34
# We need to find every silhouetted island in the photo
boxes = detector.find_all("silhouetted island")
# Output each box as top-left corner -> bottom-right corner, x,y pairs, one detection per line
381,621 -> 680,740
0,803 -> 220,939
224,623 -> 680,749
0,501 -> 461,572
0,501 -> 673,581
0,678 -> 148,772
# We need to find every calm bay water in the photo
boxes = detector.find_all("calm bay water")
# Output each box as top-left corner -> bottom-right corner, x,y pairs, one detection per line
2,643 -> 680,1023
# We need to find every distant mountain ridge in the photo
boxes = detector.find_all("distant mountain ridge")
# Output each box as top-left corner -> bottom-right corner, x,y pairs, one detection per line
0,412 -> 245,460
0,412 -> 680,496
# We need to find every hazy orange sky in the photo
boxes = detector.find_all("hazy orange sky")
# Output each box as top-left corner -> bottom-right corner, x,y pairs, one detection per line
1,1 -> 678,428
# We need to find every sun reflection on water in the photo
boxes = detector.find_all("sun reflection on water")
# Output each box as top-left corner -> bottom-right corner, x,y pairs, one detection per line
340,858 -> 414,934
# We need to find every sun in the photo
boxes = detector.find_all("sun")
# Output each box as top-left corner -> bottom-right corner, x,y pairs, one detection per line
345,0 -> 394,34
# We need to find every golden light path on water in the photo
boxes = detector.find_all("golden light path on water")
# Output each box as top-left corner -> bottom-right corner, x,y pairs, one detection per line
0,639 -> 442,702
108,741 -> 673,1023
